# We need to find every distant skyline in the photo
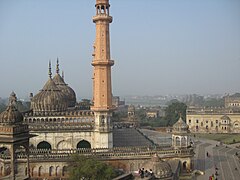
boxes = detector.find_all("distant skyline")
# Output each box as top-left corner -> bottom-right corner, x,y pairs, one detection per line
0,0 -> 240,99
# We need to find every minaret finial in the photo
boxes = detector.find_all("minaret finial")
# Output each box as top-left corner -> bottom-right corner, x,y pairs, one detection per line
56,57 -> 60,74
48,60 -> 52,78
9,91 -> 17,106
62,70 -> 64,80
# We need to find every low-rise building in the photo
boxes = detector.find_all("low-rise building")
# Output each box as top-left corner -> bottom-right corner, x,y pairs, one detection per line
186,93 -> 240,133
146,110 -> 159,118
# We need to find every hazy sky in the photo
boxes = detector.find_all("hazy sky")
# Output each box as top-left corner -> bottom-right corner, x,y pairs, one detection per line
0,0 -> 240,99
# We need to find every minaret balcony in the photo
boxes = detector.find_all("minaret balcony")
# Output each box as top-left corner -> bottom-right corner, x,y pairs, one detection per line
91,60 -> 114,66
93,15 -> 112,23
91,106 -> 115,112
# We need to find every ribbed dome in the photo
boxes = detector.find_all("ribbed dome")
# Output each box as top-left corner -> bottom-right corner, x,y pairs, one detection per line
172,116 -> 189,134
0,93 -> 23,125
53,74 -> 76,107
31,78 -> 68,112
143,154 -> 172,179
31,62 -> 68,112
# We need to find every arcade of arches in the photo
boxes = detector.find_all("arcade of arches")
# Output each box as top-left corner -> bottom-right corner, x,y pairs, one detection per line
36,140 -> 91,150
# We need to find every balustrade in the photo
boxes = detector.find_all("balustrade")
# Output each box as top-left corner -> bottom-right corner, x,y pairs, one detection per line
23,146 -> 193,161
0,146 -> 193,163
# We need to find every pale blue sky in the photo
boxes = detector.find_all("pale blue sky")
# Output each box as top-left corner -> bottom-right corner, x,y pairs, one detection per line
0,0 -> 239,99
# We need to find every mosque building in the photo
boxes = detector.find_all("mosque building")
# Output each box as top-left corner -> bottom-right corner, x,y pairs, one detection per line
0,0 -> 194,179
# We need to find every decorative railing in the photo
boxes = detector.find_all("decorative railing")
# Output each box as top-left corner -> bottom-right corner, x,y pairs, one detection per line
0,146 -> 194,161
28,123 -> 94,131
24,110 -> 94,118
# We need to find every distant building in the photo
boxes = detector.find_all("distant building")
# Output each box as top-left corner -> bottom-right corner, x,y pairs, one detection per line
112,96 -> 125,108
146,110 -> 159,118
187,93 -> 240,133
225,93 -> 240,108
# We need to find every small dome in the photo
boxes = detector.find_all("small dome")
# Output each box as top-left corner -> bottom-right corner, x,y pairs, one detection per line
53,74 -> 76,107
143,154 -> 172,179
0,93 -> 23,125
172,116 -> 189,134
31,62 -> 68,112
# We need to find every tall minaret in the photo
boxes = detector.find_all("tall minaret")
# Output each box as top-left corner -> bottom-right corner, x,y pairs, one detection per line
91,0 -> 114,148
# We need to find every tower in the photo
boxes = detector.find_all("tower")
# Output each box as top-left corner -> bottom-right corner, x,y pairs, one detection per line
91,0 -> 114,148
0,93 -> 31,179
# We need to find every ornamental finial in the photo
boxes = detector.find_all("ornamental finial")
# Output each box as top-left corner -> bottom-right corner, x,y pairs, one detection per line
56,58 -> 60,74
48,60 -> 52,78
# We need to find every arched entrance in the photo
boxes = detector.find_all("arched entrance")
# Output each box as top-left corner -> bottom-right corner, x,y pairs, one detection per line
181,137 -> 187,147
183,161 -> 187,172
37,141 -> 51,150
49,166 -> 54,176
56,166 -> 61,176
38,166 -> 43,176
62,166 -> 67,176
176,137 -> 180,146
77,140 -> 91,149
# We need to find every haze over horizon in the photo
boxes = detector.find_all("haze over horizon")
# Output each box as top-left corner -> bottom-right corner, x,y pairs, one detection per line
0,0 -> 239,99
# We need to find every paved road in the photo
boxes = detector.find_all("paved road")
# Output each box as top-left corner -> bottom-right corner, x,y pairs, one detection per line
139,129 -> 240,179
195,139 -> 240,180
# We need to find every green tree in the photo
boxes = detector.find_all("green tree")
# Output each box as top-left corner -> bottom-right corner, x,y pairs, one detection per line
203,98 -> 224,107
136,108 -> 146,120
68,155 -> 116,180
112,111 -> 128,122
165,100 -> 187,126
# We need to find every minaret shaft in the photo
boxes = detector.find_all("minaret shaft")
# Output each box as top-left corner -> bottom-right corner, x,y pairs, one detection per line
91,0 -> 114,112
94,23 -> 111,61
91,0 -> 114,148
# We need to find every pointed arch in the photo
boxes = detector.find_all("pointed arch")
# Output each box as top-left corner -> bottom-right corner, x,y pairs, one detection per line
38,166 -> 44,176
62,166 -> 67,176
130,162 -> 134,172
37,141 -> 51,150
176,136 -> 180,146
56,166 -> 61,176
57,140 -> 71,149
77,140 -> 91,149
181,137 -> 187,147
49,166 -> 54,176
182,161 -> 187,171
